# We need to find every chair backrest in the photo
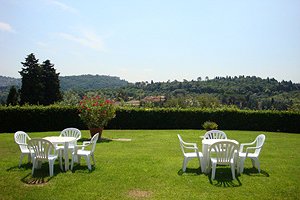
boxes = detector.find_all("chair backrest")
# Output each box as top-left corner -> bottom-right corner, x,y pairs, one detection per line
254,134 -> 266,155
209,141 -> 238,164
90,133 -> 99,153
203,130 -> 227,139
60,128 -> 81,140
177,134 -> 186,155
28,139 -> 56,161
14,131 -> 31,152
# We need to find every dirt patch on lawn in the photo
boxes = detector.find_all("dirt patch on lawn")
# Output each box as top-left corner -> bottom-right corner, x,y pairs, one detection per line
127,189 -> 153,199
112,138 -> 132,141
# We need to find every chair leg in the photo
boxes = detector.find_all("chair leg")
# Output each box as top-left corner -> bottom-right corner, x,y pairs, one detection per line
32,159 -> 36,176
251,158 -> 260,173
182,157 -> 188,172
91,154 -> 96,166
239,157 -> 246,173
71,154 -> 74,170
19,153 -> 24,168
231,162 -> 236,179
211,162 -> 216,180
49,160 -> 54,177
86,156 -> 91,171
59,149 -> 63,170
27,153 -> 31,163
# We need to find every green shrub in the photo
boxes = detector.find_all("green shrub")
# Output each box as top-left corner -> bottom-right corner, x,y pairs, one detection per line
202,121 -> 218,131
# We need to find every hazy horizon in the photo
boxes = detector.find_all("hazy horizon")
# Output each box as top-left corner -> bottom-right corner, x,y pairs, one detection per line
1,0 -> 299,83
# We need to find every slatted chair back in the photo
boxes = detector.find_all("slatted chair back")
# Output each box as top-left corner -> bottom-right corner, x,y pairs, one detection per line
28,139 -> 56,161
60,128 -> 81,140
203,130 -> 227,140
209,141 -> 238,164
254,134 -> 266,155
14,131 -> 31,152
91,133 -> 99,153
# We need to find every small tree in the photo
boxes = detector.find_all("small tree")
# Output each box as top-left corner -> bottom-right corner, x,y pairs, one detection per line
6,86 -> 19,106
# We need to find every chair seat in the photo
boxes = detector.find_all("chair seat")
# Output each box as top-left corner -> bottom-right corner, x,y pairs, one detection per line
22,149 -> 31,154
76,149 -> 92,156
211,157 -> 234,165
184,152 -> 203,158
239,152 -> 259,158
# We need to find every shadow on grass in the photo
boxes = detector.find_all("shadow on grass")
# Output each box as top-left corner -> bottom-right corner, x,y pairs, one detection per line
19,163 -> 62,185
71,164 -> 95,173
208,167 -> 242,187
242,167 -> 270,177
177,167 -> 202,176
6,163 -> 32,171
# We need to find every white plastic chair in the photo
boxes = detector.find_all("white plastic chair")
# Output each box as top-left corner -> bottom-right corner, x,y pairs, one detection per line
71,133 -> 99,171
201,130 -> 227,140
239,134 -> 266,173
177,134 -> 204,172
28,138 -> 60,177
14,131 -> 32,167
209,141 -> 238,180
57,128 -> 82,162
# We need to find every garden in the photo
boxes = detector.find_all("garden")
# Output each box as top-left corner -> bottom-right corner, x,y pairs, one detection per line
1,129 -> 299,200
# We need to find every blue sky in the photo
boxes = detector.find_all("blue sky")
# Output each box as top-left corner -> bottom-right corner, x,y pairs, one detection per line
0,0 -> 300,83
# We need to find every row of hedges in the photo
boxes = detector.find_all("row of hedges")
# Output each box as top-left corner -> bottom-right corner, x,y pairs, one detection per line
0,106 -> 299,133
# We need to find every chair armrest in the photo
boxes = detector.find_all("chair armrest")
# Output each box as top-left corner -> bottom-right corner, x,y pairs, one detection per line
75,143 -> 90,151
239,141 -> 256,152
243,146 -> 261,157
83,141 -> 91,146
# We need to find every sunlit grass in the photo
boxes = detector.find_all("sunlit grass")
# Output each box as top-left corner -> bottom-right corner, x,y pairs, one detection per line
0,130 -> 299,199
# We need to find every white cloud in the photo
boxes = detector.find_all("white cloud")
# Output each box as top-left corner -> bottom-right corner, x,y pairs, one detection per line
58,30 -> 105,51
47,0 -> 78,13
0,22 -> 15,33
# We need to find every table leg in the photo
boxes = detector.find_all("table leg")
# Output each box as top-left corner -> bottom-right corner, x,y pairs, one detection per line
64,142 -> 69,171
202,143 -> 209,174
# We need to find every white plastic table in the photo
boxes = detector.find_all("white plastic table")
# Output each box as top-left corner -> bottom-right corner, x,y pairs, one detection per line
201,139 -> 239,174
44,136 -> 76,171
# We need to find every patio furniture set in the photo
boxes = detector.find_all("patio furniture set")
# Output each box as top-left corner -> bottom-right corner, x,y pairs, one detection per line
14,128 -> 99,177
178,130 -> 266,179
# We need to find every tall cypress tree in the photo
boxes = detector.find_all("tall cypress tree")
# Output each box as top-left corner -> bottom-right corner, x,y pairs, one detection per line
6,86 -> 19,106
19,53 -> 44,105
41,60 -> 62,105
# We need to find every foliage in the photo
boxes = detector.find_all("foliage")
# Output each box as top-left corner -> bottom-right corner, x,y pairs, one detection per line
0,105 -> 84,132
202,121 -> 218,131
56,90 -> 81,106
19,53 -> 61,105
59,74 -> 128,90
78,96 -> 116,128
40,60 -> 62,105
0,130 -> 300,199
1,105 -> 300,133
6,86 -> 19,106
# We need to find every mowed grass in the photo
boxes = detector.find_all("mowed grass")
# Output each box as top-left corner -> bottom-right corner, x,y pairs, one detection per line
0,130 -> 299,200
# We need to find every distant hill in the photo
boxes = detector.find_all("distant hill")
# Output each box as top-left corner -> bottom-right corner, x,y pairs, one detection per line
0,76 -> 21,88
59,74 -> 128,90
0,74 -> 129,103
0,74 -> 129,90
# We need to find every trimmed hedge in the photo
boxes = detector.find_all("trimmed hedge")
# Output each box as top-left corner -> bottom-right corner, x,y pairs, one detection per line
0,106 -> 299,133
0,105 -> 85,133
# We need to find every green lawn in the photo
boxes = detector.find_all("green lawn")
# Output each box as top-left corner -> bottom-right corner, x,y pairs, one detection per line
0,130 -> 299,200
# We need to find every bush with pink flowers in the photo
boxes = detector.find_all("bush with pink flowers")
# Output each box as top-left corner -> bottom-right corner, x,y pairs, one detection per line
78,96 -> 116,128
